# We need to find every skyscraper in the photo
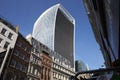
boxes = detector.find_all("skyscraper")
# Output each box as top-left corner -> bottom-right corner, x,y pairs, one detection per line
32,4 -> 75,67
75,60 -> 89,72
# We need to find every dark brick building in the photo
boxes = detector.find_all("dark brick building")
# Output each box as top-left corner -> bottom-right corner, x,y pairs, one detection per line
2,34 -> 32,80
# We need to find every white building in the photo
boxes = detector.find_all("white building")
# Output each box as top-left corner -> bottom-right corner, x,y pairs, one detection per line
0,17 -> 18,76
0,18 -> 18,52
26,34 -> 75,80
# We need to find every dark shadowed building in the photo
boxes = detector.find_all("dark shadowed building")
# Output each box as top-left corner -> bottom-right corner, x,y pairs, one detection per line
83,0 -> 120,67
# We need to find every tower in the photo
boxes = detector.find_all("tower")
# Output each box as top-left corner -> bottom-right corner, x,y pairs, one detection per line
32,4 -> 75,67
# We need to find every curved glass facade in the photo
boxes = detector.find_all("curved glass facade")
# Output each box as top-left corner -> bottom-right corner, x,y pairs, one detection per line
32,4 -> 75,67
32,4 -> 58,50
75,60 -> 89,72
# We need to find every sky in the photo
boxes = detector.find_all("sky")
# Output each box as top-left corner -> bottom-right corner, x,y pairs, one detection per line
0,0 -> 105,70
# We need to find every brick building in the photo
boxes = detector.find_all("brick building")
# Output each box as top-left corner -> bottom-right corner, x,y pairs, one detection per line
40,51 -> 52,80
2,33 -> 32,80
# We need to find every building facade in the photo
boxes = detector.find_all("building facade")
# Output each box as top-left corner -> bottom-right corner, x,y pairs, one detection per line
27,35 -> 42,80
75,60 -> 89,72
0,17 -> 18,52
26,35 -> 75,80
75,60 -> 90,79
0,17 -> 18,78
2,33 -> 32,80
32,4 -> 75,68
40,51 -> 52,80
52,51 -> 75,80
26,35 -> 52,80
83,0 -> 120,67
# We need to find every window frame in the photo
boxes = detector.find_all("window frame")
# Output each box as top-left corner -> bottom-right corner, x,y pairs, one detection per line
10,59 -> 16,67
1,28 -> 7,36
0,38 -> 3,46
16,62 -> 22,70
22,65 -> 27,73
19,53 -> 25,60
14,49 -> 19,56
4,41 -> 10,49
8,32 -> 13,40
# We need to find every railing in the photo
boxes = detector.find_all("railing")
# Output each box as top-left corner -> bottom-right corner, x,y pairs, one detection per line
75,67 -> 120,80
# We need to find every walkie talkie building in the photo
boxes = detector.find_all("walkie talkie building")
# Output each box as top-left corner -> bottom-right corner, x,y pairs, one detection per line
32,4 -> 75,67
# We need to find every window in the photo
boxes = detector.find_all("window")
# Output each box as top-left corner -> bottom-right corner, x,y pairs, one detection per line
16,41 -> 21,47
38,60 -> 41,66
22,65 -> 27,73
24,57 -> 29,62
19,53 -> 24,59
42,67 -> 44,78
0,38 -> 2,46
1,28 -> 7,36
4,42 -> 9,49
0,38 -> 2,43
34,69 -> 37,75
8,32 -> 13,40
30,66 -> 33,73
53,72 -> 55,77
21,44 -> 26,50
16,62 -> 22,70
14,49 -> 19,56
26,48 -> 31,54
37,71 -> 40,76
10,59 -> 16,67
48,70 -> 50,80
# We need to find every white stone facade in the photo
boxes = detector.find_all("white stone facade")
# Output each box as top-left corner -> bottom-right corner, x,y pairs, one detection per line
0,19 -> 18,52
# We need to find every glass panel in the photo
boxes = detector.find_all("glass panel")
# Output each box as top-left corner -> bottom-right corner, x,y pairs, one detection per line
16,62 -> 22,70
10,59 -> 16,67
19,53 -> 24,59
14,49 -> 19,56
21,44 -> 26,50
24,57 -> 29,62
